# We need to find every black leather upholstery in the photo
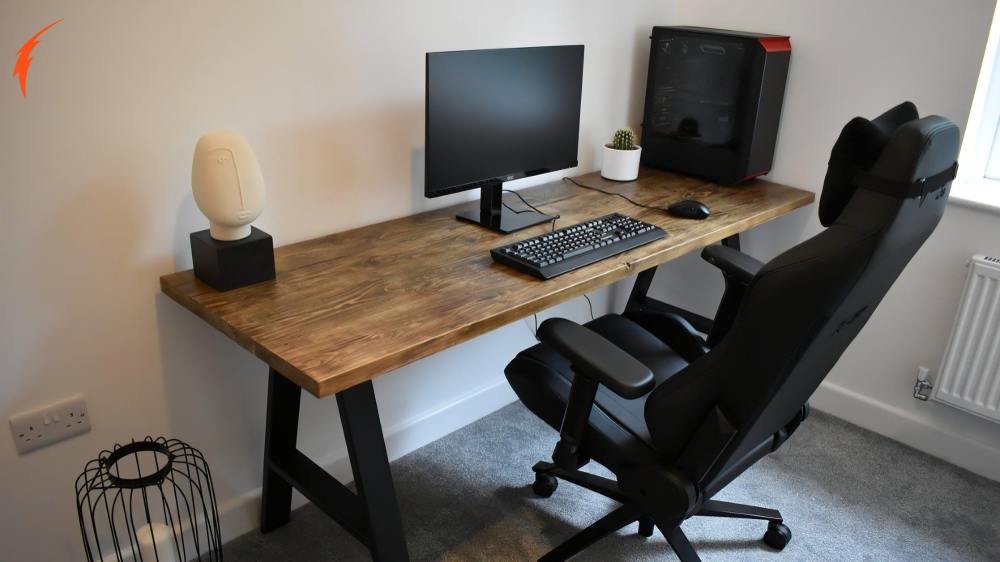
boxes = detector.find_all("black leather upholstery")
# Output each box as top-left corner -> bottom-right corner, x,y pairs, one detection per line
622,310 -> 708,363
819,101 -> 919,226
701,244 -> 764,285
503,105 -> 959,562
507,315 -> 687,469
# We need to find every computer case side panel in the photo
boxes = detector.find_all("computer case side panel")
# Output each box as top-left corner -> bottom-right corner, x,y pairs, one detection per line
733,40 -> 770,184
640,134 -> 741,182
745,44 -> 791,181
640,27 -> 790,186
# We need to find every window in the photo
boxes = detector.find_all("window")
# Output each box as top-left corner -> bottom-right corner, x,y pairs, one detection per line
955,3 -> 1000,208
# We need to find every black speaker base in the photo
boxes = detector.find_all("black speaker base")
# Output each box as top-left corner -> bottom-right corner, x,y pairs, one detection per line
191,227 -> 276,292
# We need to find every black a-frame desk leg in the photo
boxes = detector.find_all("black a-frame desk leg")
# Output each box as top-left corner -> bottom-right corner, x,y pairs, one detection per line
261,368 -> 301,532
337,379 -> 410,561
260,368 -> 410,562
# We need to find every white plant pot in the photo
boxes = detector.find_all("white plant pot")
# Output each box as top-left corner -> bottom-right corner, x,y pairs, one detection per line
601,144 -> 642,181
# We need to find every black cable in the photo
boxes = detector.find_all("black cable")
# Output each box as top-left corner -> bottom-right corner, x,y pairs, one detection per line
523,313 -> 540,341
502,189 -> 560,232
582,294 -> 595,321
502,188 -> 544,213
562,177 -> 671,213
502,202 -> 524,214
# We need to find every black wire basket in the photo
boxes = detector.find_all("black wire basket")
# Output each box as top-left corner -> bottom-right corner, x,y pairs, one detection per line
75,437 -> 223,562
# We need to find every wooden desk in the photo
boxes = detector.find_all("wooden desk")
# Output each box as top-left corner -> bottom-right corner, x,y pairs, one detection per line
160,167 -> 814,561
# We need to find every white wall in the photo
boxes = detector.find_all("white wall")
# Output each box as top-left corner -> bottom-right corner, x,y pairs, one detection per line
0,1 -> 668,560
632,0 -> 1000,481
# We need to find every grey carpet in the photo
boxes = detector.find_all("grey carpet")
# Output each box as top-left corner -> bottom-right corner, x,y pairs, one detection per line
225,402 -> 1000,561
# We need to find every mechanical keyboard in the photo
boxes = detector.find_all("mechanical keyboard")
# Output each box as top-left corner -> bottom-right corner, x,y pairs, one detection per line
490,213 -> 667,279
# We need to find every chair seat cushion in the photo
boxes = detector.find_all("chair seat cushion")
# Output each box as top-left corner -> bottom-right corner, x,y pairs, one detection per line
505,314 -> 689,470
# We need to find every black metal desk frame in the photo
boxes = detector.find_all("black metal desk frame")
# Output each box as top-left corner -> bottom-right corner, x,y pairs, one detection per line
261,369 -> 409,561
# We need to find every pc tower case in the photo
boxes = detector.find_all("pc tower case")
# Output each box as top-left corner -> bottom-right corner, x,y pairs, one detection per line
640,26 -> 791,185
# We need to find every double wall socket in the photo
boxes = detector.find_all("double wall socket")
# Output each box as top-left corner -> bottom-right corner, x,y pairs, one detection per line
10,395 -> 91,454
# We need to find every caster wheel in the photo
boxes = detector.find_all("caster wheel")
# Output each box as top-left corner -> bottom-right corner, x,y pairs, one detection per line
638,515 -> 655,538
763,522 -> 792,550
532,473 -> 558,498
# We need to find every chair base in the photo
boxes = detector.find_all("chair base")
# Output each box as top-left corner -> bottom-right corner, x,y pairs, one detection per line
531,462 -> 788,562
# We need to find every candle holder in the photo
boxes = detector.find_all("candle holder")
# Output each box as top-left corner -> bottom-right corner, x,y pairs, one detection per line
75,437 -> 223,562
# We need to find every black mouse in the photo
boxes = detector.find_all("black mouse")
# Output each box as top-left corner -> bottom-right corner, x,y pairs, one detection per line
667,200 -> 711,220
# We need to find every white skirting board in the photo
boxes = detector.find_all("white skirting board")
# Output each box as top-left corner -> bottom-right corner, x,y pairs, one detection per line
810,380 -> 1000,482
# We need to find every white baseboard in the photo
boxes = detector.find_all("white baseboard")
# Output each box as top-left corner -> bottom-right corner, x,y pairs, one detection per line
810,380 -> 1000,482
215,376 -> 518,546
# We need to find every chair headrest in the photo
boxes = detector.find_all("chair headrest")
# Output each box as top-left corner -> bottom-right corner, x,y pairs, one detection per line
819,101 -> 919,227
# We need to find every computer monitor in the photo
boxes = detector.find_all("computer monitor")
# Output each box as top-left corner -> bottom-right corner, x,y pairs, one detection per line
425,45 -> 584,233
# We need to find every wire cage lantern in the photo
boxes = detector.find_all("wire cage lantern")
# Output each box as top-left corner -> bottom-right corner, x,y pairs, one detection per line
75,437 -> 223,562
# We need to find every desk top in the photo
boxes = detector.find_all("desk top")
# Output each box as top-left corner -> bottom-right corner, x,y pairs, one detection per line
160,167 -> 814,398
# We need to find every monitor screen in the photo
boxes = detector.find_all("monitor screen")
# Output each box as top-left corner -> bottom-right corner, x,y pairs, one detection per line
425,46 -> 584,198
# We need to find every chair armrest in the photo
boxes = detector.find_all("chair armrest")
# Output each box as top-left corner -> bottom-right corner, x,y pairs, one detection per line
701,245 -> 764,346
537,318 -> 655,470
701,244 -> 764,285
537,318 -> 655,399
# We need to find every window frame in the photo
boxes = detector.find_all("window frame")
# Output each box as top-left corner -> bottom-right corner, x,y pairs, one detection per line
954,2 -> 1000,208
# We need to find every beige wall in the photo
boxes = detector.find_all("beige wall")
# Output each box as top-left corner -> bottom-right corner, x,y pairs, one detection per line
0,1 -> 668,559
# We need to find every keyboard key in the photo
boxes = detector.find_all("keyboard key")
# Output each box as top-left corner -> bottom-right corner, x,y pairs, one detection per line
563,245 -> 595,259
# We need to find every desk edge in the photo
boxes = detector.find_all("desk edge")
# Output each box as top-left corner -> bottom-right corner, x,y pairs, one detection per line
159,188 -> 815,398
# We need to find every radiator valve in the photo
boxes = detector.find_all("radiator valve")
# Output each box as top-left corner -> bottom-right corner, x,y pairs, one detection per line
913,366 -> 933,401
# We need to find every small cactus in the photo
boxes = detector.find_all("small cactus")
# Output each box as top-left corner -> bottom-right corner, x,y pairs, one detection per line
612,127 -> 635,150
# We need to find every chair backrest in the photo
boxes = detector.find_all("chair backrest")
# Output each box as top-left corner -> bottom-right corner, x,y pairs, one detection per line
642,112 -> 960,489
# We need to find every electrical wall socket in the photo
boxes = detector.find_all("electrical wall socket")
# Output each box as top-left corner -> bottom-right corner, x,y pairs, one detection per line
10,395 -> 91,454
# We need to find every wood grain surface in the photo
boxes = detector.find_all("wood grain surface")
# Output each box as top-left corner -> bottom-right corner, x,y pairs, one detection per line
160,167 -> 814,398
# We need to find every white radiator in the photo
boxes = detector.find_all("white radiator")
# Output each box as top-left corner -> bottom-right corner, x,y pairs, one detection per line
933,254 -> 1000,422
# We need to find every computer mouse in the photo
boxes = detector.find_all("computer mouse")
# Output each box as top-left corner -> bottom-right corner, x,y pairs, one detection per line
667,200 -> 710,220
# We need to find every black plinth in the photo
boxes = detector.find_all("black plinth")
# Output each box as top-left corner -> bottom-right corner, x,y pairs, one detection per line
191,227 -> 276,292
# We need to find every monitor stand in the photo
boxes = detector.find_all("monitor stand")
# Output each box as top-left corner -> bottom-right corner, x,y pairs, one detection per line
455,182 -> 555,234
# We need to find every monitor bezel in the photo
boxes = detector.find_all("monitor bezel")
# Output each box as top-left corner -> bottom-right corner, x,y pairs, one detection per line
424,45 -> 584,199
